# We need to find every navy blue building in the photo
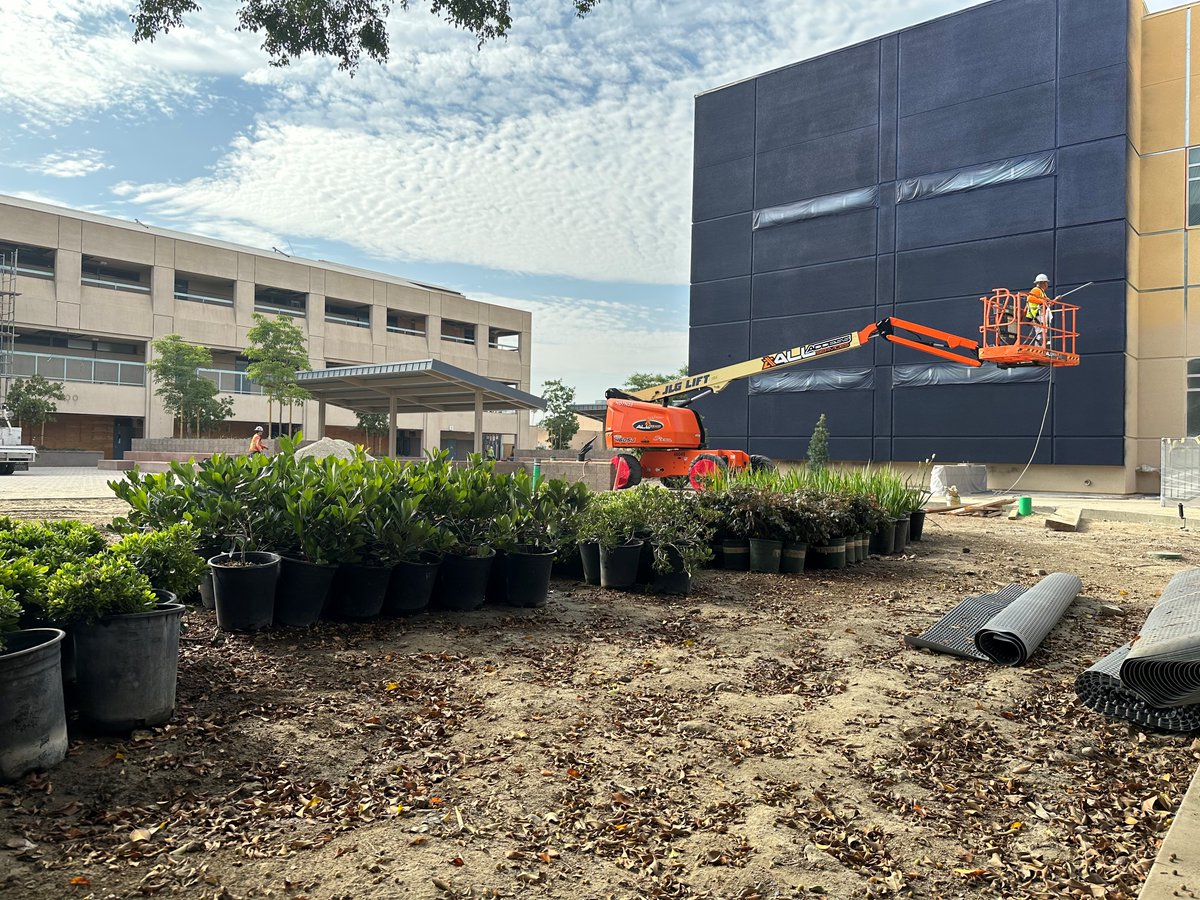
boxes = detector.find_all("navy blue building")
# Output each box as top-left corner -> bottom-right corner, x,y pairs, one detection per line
689,0 -> 1129,471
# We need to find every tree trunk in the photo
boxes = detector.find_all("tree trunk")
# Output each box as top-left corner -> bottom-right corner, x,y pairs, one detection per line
40,420 -> 46,447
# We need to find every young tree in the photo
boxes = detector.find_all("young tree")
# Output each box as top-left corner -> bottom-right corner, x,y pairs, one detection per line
623,364 -> 689,393
357,412 -> 389,455
245,313 -> 312,436
540,379 -> 579,451
131,0 -> 602,70
807,413 -> 830,470
147,335 -> 234,437
5,375 -> 67,446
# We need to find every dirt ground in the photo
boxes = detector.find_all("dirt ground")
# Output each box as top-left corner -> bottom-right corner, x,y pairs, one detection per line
3,501 -> 1200,900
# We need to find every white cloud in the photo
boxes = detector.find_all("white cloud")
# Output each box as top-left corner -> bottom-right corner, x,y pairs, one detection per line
18,149 -> 110,178
472,290 -> 688,403
107,0 -> 973,285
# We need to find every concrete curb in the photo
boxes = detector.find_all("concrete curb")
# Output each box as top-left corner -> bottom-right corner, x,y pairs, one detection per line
1139,761 -> 1200,900
1079,508 -> 1185,527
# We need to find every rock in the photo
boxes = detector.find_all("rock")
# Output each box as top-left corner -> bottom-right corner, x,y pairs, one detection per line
680,720 -> 719,737
294,438 -> 372,461
1096,603 -> 1125,617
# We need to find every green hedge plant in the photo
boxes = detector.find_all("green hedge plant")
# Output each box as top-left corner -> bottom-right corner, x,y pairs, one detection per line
45,555 -> 157,626
111,522 -> 207,599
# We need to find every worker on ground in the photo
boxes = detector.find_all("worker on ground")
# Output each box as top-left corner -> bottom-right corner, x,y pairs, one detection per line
1025,274 -> 1052,344
248,425 -> 266,455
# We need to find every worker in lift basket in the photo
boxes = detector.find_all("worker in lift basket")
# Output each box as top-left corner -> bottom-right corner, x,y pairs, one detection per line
1024,274 -> 1053,345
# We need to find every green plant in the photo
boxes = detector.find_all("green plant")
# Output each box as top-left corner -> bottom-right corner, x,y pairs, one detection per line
494,472 -> 591,553
540,379 -> 580,450
0,557 -> 51,628
5,374 -> 67,446
725,484 -> 789,540
440,456 -> 507,556
45,555 -> 157,626
0,521 -> 106,573
637,487 -> 715,575
111,523 -> 207,599
0,585 -> 20,651
905,456 -> 936,511
807,414 -> 831,469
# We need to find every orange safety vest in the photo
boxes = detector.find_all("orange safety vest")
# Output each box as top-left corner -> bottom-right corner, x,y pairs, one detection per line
249,433 -> 265,454
1025,286 -> 1049,320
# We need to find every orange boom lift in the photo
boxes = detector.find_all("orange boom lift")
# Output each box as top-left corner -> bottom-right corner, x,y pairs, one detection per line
600,286 -> 1083,489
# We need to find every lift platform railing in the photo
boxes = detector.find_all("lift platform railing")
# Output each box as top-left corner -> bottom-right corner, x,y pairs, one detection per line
978,288 -> 1080,367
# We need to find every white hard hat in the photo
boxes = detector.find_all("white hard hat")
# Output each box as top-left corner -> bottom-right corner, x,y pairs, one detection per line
255,426 -> 264,432
1035,273 -> 1049,283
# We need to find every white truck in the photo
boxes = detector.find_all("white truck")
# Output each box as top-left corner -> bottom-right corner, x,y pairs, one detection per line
0,414 -> 36,475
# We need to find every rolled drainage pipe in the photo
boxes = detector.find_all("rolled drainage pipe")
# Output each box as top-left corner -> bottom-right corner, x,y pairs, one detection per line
1121,568 -> 1200,707
974,572 -> 1082,666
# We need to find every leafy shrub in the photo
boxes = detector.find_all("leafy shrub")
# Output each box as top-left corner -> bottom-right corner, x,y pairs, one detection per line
45,555 -> 157,626
111,523 -> 207,599
0,585 -> 21,651
0,520 -> 106,572
0,557 -> 51,627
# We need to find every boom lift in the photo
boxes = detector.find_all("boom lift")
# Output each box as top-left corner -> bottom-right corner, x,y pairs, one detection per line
603,287 -> 1082,489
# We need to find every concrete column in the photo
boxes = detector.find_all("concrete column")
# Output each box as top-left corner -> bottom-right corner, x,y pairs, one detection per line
388,395 -> 397,460
317,400 -> 326,440
474,390 -> 484,455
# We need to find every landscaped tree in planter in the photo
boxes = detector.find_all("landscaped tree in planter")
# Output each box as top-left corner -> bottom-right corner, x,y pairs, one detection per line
5,374 -> 66,446
540,379 -> 579,450
356,412 -> 389,455
245,314 -> 311,436
147,335 -> 234,438
807,413 -> 830,470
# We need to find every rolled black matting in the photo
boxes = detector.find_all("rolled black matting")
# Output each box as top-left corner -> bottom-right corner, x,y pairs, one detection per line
904,584 -> 1027,661
974,573 -> 1083,666
1075,643 -> 1200,733
1120,569 -> 1200,708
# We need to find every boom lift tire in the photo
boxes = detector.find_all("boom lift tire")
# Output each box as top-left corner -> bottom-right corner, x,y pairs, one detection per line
0,464 -> 14,476
611,453 -> 643,491
749,454 -> 775,473
688,453 -> 727,491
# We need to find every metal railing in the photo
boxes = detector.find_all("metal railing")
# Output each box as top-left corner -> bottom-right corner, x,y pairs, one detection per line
387,325 -> 427,337
1162,437 -> 1200,505
175,289 -> 234,307
441,333 -> 476,345
10,350 -> 145,386
81,275 -> 151,294
488,341 -> 519,351
325,313 -> 370,329
15,264 -> 53,280
197,368 -> 263,396
254,302 -> 305,318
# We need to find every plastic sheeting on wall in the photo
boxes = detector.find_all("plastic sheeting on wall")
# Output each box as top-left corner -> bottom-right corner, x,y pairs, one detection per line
749,367 -> 874,394
752,186 -> 879,231
895,151 -> 1056,204
892,363 -> 1050,387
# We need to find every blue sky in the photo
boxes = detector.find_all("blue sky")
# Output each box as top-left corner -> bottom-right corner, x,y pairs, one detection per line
1,0 -> 1182,401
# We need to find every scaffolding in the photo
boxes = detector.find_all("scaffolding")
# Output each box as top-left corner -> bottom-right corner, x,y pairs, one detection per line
0,250 -> 16,417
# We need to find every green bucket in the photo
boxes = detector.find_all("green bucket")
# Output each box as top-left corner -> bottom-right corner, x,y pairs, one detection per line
1017,496 -> 1032,516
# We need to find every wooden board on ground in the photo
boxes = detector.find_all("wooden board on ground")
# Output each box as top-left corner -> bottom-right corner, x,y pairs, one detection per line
1045,507 -> 1083,532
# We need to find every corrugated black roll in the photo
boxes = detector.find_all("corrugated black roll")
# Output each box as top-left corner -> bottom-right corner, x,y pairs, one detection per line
974,573 -> 1082,666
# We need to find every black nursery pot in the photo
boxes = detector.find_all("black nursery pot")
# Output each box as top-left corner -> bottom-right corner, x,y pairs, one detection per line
781,541 -> 807,575
650,545 -> 691,596
869,520 -> 896,556
892,515 -> 911,555
579,541 -> 602,586
552,545 -> 584,580
209,552 -> 280,632
384,554 -> 441,616
486,551 -> 510,604
721,538 -> 750,571
275,557 -> 336,627
909,509 -> 927,541
600,539 -> 644,589
326,562 -> 392,621
433,550 -> 496,611
503,547 -> 556,608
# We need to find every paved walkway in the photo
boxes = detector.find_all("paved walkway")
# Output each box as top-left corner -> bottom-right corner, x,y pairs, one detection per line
0,467 -> 121,500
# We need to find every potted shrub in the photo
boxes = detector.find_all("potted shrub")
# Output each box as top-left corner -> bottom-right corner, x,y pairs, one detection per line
726,485 -> 788,574
0,584 -> 68,782
906,457 -> 935,542
495,476 -> 590,608
779,493 -> 826,575
577,492 -> 644,590
110,523 -> 208,601
641,489 -> 716,595
201,453 -> 283,632
326,472 -> 409,622
807,493 -> 849,570
432,457 -> 503,611
45,553 -> 182,732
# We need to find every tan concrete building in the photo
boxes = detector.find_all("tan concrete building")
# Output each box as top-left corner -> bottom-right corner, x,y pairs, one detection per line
0,195 -> 534,459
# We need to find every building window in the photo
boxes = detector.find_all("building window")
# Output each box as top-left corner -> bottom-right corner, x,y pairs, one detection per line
174,273 -> 234,307
488,327 -> 520,351
387,310 -> 426,336
0,241 -> 55,279
254,285 -> 306,317
325,298 -> 371,328
1189,360 -> 1200,436
441,320 -> 476,345
81,255 -> 150,293
1190,149 -> 1200,227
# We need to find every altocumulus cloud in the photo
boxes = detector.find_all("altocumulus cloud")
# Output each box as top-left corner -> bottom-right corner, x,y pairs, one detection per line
98,0 -> 967,285
18,150 -> 111,179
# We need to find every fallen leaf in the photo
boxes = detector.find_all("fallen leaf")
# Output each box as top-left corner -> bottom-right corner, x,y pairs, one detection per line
69,876 -> 91,886
450,856 -> 464,867
130,828 -> 153,843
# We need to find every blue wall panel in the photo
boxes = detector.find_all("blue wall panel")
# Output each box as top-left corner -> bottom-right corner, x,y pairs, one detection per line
897,81 -> 1056,178
755,126 -> 879,208
756,42 -> 880,152
896,178 -> 1056,251
750,391 -> 874,437
753,208 -> 877,273
1056,221 -> 1126,285
1058,0 -> 1128,77
691,277 -> 750,327
1058,65 -> 1128,146
749,307 -> 876,358
691,0 -> 1130,469
897,231 -> 1055,302
693,156 -> 754,223
752,257 -> 876,319
694,80 -> 755,168
692,213 -> 752,283
898,0 -> 1056,116
1057,137 -> 1126,227
1053,352 -> 1125,436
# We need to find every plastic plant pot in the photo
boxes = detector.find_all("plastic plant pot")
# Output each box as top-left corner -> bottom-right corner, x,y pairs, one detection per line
781,541 -> 807,575
210,552 -> 280,632
600,540 -> 644,589
579,541 -> 602,586
0,629 -> 67,782
503,547 -> 556,608
909,510 -> 927,541
433,550 -> 496,611
721,538 -> 750,571
651,546 -> 691,596
892,516 -> 911,555
326,563 -> 392,621
869,520 -> 896,556
749,538 -> 783,574
384,554 -> 441,616
275,557 -> 336,627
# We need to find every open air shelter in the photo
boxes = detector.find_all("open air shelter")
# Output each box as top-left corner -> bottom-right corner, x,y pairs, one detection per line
295,359 -> 544,458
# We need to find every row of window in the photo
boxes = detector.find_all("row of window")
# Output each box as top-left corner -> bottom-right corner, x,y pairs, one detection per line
0,241 -> 520,350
